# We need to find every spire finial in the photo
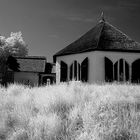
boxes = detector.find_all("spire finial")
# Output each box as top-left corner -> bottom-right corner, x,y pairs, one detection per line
100,12 -> 105,22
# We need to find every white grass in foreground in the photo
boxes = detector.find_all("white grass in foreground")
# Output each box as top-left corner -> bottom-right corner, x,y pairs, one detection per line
0,82 -> 140,139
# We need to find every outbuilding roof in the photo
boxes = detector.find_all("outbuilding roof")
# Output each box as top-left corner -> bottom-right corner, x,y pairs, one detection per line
15,56 -> 46,72
53,19 -> 140,61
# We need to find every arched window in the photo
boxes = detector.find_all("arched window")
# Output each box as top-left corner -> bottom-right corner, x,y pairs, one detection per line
69,61 -> 80,81
119,59 -> 124,81
104,57 -> 113,82
114,61 -> 118,81
74,61 -> 77,80
81,57 -> 88,82
132,59 -> 140,83
114,59 -> 129,82
60,61 -> 68,82
70,64 -> 73,81
78,63 -> 81,80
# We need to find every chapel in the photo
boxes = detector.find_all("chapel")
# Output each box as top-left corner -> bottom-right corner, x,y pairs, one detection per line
54,14 -> 140,84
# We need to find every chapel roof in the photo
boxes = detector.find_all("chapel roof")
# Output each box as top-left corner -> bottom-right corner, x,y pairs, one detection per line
53,17 -> 140,61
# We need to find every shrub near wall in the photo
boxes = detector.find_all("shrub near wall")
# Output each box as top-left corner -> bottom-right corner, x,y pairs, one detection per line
0,82 -> 140,140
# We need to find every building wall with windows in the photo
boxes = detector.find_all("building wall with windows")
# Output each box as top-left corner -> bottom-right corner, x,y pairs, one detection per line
55,51 -> 94,83
55,51 -> 140,83
94,51 -> 140,83
14,72 -> 39,86
100,51 -> 140,83
56,51 -> 98,83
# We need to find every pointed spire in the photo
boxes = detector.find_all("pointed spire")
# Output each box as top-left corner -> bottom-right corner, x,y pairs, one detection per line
99,12 -> 105,23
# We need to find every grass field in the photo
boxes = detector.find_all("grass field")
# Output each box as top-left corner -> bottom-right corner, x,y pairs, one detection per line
0,81 -> 140,140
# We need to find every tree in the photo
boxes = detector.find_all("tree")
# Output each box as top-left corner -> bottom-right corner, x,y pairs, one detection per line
0,31 -> 28,86
4,32 -> 28,56
0,36 -> 6,47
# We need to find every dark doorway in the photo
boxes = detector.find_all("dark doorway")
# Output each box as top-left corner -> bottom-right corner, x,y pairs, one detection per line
42,76 -> 55,85
104,57 -> 113,82
132,59 -> 140,83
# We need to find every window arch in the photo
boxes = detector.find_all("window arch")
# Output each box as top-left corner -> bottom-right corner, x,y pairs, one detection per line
69,60 -> 80,81
81,57 -> 88,82
104,57 -> 113,82
60,61 -> 68,82
114,59 -> 129,82
132,59 -> 140,83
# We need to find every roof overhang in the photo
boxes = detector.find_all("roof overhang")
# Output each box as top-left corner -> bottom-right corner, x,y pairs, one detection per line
53,49 -> 140,62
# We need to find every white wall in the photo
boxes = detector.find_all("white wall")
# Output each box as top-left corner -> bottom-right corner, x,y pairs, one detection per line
14,72 -> 39,86
55,51 -> 140,83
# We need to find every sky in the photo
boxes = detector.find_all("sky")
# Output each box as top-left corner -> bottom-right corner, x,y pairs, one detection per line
0,0 -> 140,62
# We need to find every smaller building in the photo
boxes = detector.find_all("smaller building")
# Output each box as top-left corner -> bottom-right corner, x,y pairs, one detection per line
5,56 -> 56,86
40,62 -> 56,85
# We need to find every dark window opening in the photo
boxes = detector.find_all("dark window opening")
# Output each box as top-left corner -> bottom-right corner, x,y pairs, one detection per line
69,61 -> 80,81
70,64 -> 73,81
125,61 -> 129,81
74,61 -> 77,80
60,61 -> 68,82
132,59 -> 140,83
78,63 -> 81,81
106,58 -> 129,82
104,57 -> 113,82
81,57 -> 88,82
114,61 -> 118,81
119,59 -> 124,81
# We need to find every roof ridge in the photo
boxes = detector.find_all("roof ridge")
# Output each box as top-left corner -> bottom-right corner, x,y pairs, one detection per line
15,56 -> 47,60
105,21 -> 140,46
105,21 -> 133,40
54,21 -> 105,57
96,21 -> 105,49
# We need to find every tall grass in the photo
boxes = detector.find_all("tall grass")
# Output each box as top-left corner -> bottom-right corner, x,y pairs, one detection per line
0,82 -> 140,139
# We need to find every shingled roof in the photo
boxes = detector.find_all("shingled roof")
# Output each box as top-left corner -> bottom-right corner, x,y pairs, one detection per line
53,20 -> 140,61
15,56 -> 46,72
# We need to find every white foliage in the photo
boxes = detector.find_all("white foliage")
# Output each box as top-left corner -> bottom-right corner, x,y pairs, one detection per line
4,31 -> 28,56
0,82 -> 139,140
